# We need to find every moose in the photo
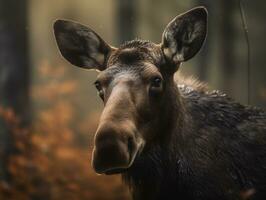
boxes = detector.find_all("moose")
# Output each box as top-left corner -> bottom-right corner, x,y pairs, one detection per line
53,7 -> 266,200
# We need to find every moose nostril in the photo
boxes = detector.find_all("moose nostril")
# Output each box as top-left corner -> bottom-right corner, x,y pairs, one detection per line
127,137 -> 134,155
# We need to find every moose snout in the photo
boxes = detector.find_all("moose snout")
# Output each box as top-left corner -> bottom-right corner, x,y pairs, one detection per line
92,122 -> 141,175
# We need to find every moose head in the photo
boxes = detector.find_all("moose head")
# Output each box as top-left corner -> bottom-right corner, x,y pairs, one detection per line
53,7 -> 207,175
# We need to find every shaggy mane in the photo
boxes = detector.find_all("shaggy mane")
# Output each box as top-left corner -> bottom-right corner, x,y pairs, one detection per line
175,73 -> 208,93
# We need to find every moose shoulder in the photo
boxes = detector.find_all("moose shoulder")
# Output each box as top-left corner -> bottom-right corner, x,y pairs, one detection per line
54,7 -> 266,200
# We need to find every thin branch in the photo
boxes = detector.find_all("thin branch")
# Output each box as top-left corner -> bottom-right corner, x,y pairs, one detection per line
239,0 -> 251,105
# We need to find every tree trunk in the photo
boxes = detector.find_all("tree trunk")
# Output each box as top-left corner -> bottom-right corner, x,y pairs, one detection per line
116,0 -> 137,44
0,0 -> 30,181
220,0 -> 236,94
196,0 -> 213,81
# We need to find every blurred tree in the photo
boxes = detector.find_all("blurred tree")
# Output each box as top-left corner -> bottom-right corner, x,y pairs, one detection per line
245,0 -> 266,108
219,0 -> 237,94
196,0 -> 213,81
0,0 -> 30,181
116,0 -> 137,44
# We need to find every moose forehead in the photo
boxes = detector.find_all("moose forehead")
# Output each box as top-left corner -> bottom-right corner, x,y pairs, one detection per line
107,40 -> 164,68
94,40 -> 164,83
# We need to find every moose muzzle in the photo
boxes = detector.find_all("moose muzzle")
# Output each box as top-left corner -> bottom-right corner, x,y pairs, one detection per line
92,122 -> 139,174
91,83 -> 143,175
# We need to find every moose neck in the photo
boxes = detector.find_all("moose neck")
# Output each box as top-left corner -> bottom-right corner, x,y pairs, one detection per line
122,77 -> 186,199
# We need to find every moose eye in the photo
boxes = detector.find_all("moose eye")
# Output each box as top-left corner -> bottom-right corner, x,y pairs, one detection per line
149,76 -> 163,97
151,77 -> 162,88
94,81 -> 101,90
94,81 -> 104,100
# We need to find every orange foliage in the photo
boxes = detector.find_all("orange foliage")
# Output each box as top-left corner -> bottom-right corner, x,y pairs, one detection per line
0,62 -> 130,200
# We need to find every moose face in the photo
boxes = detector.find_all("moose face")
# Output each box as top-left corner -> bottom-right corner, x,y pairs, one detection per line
53,7 -> 207,175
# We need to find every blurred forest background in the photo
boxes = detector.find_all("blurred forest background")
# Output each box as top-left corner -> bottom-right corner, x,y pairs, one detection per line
0,0 -> 266,199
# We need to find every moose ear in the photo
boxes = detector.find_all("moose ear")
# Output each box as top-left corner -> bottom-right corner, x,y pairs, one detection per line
162,7 -> 207,65
53,20 -> 113,71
